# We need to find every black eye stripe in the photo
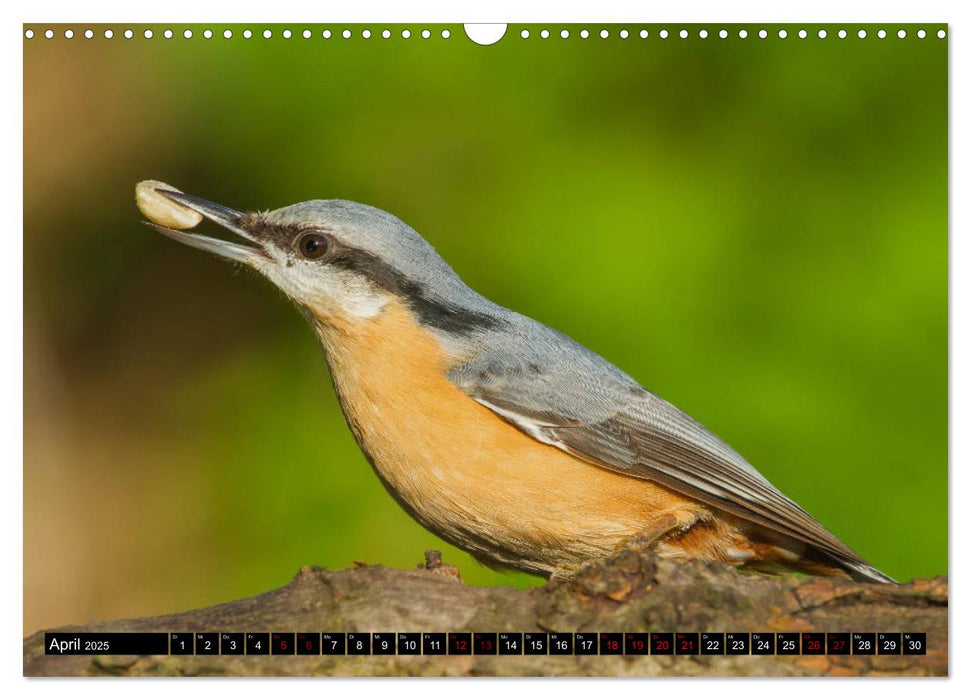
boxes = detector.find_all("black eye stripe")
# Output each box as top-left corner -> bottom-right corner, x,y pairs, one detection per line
325,243 -> 508,334
238,214 -> 505,335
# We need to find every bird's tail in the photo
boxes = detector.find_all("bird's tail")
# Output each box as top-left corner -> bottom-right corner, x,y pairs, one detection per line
835,557 -> 898,584
792,549 -> 898,584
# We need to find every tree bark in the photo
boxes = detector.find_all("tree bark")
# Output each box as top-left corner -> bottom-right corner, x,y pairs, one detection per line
23,549 -> 947,677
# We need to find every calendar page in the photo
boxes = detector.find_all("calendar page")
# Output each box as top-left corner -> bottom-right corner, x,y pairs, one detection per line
22,17 -> 948,678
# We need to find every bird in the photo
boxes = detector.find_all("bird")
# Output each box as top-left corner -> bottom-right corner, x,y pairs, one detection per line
139,184 -> 896,585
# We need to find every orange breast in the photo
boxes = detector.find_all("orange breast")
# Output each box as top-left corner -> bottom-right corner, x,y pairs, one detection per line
311,300 -> 715,576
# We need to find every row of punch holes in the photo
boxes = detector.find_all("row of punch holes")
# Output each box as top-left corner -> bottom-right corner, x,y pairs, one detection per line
24,26 -> 948,42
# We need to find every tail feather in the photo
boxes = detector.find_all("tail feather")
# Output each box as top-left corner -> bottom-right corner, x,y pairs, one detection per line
737,520 -> 898,584
837,558 -> 898,584
798,550 -> 897,584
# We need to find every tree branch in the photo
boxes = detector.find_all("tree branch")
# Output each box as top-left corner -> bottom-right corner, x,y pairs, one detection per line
24,549 -> 947,676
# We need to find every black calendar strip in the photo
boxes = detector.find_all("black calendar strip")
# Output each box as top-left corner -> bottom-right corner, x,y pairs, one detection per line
44,631 -> 928,656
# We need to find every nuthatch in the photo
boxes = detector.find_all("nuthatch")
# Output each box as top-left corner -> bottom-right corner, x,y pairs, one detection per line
138,183 -> 895,584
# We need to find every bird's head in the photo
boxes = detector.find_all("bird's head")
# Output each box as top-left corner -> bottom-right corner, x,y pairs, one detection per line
144,188 -> 497,335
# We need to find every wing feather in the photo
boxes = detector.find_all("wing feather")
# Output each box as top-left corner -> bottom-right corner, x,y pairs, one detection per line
447,320 -> 880,574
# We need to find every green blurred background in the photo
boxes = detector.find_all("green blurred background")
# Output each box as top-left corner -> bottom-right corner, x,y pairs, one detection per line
24,24 -> 947,634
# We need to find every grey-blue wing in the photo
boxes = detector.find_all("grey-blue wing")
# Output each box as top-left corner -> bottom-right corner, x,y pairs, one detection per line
447,316 -> 891,582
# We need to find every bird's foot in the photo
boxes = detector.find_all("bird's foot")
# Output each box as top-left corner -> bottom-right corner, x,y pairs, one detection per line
416,549 -> 462,580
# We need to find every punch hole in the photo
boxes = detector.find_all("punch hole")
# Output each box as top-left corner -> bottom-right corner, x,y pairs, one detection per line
758,29 -> 767,39
600,29 -> 609,39
463,24 -> 506,46
342,29 -> 351,39
838,29 -> 847,39
660,29 -> 668,39
383,29 -> 392,39
580,29 -> 589,39
65,29 -> 74,39
918,29 -> 927,39
718,29 -> 727,39
223,29 -> 232,39
143,29 -> 153,39
798,29 -> 807,39
878,29 -> 886,39
84,29 -> 93,39
303,29 -> 311,39
322,30 -> 331,39
818,29 -> 827,39
185,29 -> 194,39
678,29 -> 687,39
639,29 -> 648,38
540,29 -> 549,39
283,29 -> 293,39
125,29 -> 134,39
362,29 -> 371,39
243,29 -> 252,39
442,29 -> 450,39
520,29 -> 529,38
560,29 -> 569,39
621,29 -> 629,39
738,29 -> 747,38
898,29 -> 906,39
44,29 -> 53,39
858,29 -> 866,38
778,29 -> 787,38
24,29 -> 33,39
938,29 -> 946,38
402,29 -> 411,39
164,29 -> 173,39
699,29 -> 708,39
104,29 -> 113,38
263,29 -> 272,39
203,29 -> 212,39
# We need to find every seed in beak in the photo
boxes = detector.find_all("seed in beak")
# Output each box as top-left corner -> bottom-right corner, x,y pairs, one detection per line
135,180 -> 204,230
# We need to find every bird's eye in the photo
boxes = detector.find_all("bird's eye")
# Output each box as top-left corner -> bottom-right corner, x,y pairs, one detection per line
296,232 -> 329,259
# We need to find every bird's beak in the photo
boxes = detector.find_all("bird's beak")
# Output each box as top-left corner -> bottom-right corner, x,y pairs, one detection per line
144,190 -> 269,265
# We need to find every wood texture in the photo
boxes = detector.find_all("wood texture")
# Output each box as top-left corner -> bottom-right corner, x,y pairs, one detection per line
23,549 -> 947,677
